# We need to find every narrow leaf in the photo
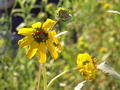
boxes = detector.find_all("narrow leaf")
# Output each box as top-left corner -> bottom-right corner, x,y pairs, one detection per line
97,61 -> 120,80
107,10 -> 120,27
55,31 -> 68,37
101,52 -> 111,61
107,10 -> 120,14
74,81 -> 86,90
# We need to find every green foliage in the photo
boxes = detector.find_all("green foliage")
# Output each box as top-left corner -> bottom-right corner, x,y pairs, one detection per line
115,14 -> 120,27
0,0 -> 120,90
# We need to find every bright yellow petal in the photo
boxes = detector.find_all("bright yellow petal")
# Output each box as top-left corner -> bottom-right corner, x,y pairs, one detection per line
26,41 -> 38,59
18,28 -> 35,36
77,53 -> 97,81
18,35 -> 34,48
48,31 -> 59,44
46,39 -> 58,59
48,31 -> 62,52
77,54 -> 83,66
42,19 -> 56,31
57,43 -> 63,52
31,22 -> 41,29
38,42 -> 46,63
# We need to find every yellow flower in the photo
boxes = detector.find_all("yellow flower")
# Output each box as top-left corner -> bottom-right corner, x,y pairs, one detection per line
103,3 -> 110,9
77,53 -> 96,81
18,19 -> 62,63
99,47 -> 107,53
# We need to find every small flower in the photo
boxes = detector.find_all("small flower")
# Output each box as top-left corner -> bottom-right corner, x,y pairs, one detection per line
103,3 -> 110,9
18,19 -> 63,63
99,47 -> 107,53
75,53 -> 120,89
77,53 -> 97,81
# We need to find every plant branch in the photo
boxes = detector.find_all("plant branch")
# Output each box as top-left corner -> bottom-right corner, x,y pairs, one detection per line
50,19 -> 60,31
47,67 -> 81,88
43,64 -> 47,90
37,64 -> 42,90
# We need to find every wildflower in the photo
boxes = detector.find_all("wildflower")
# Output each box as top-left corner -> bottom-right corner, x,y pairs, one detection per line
103,3 -> 110,9
75,53 -> 120,89
99,47 -> 107,53
18,19 -> 63,63
77,53 -> 97,81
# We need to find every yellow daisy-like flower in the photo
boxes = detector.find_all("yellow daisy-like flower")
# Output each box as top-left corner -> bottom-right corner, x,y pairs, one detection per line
18,19 -> 62,63
77,53 -> 96,81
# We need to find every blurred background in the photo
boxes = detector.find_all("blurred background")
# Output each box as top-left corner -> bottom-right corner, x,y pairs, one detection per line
0,0 -> 120,90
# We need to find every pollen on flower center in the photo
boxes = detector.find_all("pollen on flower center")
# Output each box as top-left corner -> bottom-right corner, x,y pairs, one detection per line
34,30 -> 48,42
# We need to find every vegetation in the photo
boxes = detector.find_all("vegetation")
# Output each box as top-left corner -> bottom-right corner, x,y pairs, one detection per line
0,0 -> 120,90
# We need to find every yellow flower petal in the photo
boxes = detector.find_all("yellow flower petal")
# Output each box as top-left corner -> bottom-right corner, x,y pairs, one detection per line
42,19 -> 56,31
18,28 -> 35,36
77,53 -> 96,81
31,22 -> 42,29
38,42 -> 46,63
46,39 -> 58,59
57,43 -> 63,52
26,41 -> 38,59
48,31 -> 59,44
18,35 -> 34,48
48,31 -> 62,52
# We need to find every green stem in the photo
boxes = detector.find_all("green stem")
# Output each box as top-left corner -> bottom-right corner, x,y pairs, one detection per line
43,64 -> 47,90
47,70 -> 68,88
47,67 -> 81,88
37,64 -> 42,90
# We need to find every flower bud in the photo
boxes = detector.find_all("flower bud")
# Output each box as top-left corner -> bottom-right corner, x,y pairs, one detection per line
56,7 -> 72,21
37,12 -> 47,20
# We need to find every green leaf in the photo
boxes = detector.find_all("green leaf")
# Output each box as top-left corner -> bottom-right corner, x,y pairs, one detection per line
115,14 -> 120,27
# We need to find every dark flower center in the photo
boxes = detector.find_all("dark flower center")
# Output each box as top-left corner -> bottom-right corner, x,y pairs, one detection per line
34,30 -> 48,42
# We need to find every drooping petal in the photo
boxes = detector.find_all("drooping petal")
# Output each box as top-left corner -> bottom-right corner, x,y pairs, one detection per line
38,42 -> 46,63
31,22 -> 42,29
18,28 -> 35,36
57,43 -> 63,52
18,35 -> 34,48
26,41 -> 38,59
42,19 -> 56,31
48,31 -> 63,52
48,31 -> 59,44
46,39 -> 58,59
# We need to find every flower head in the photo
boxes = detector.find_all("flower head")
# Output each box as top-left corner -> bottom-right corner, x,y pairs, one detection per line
18,19 -> 62,63
77,53 -> 96,81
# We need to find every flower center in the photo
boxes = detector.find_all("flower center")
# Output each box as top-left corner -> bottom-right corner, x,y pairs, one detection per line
34,30 -> 48,42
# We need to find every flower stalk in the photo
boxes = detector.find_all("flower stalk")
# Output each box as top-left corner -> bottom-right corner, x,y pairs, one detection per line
43,64 -> 47,90
37,64 -> 42,90
47,67 -> 81,88
49,19 -> 60,31
18,19 -> 63,63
